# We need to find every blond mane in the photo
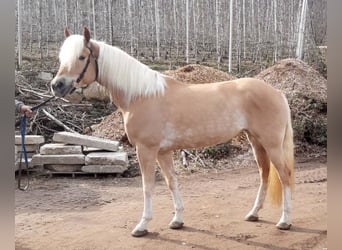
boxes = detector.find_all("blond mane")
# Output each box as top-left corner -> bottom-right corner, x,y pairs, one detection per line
96,42 -> 166,103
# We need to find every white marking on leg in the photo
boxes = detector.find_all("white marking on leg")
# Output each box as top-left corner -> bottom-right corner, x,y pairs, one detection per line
133,187 -> 153,232
246,181 -> 268,218
133,172 -> 154,232
278,186 -> 291,225
170,177 -> 184,224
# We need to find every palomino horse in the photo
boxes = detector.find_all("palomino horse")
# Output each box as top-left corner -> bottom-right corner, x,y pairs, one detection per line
51,27 -> 294,237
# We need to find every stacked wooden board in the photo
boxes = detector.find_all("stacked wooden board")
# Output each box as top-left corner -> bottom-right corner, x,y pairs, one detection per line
31,132 -> 128,176
15,135 -> 45,171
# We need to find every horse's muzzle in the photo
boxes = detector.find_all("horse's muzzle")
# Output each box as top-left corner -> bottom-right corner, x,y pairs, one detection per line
51,77 -> 75,97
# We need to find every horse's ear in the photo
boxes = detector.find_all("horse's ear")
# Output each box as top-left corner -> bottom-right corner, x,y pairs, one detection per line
83,27 -> 91,43
64,27 -> 71,38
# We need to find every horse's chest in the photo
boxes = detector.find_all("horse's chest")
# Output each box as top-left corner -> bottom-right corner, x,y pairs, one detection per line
122,111 -> 162,146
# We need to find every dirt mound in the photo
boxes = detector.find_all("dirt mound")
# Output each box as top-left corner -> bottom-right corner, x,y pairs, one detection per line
163,64 -> 236,83
90,111 -> 127,144
255,58 -> 327,150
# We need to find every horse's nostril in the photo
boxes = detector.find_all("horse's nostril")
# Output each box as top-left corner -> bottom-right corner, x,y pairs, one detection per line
53,80 -> 64,90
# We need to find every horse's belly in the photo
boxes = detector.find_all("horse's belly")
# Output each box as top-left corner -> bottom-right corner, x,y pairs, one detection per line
159,120 -> 243,151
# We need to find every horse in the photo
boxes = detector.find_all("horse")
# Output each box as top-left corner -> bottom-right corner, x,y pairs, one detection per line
51,27 -> 294,237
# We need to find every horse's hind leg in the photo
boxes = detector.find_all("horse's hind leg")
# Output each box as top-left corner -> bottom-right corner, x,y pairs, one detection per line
131,145 -> 158,237
157,151 -> 184,229
245,134 -> 270,222
267,147 -> 292,230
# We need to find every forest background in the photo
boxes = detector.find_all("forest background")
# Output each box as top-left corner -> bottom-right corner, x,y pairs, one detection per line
15,0 -> 327,77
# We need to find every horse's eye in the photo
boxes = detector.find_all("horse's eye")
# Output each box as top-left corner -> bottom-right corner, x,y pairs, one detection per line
79,55 -> 86,61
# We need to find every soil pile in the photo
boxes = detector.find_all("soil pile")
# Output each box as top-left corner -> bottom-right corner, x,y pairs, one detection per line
163,64 -> 236,83
90,111 -> 127,145
255,58 -> 327,153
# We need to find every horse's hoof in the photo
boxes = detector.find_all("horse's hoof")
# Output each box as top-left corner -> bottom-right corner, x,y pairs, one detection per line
276,222 -> 292,230
245,214 -> 259,222
131,229 -> 148,237
169,221 -> 184,230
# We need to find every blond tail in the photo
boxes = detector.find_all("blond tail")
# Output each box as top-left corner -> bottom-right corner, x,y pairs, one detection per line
268,104 -> 294,206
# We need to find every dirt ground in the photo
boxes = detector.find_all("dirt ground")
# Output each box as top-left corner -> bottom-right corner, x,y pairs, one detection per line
15,157 -> 327,250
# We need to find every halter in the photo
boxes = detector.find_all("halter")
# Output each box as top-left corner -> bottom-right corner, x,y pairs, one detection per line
76,46 -> 99,83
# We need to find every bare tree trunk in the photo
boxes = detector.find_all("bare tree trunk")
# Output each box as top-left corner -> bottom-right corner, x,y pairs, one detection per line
173,0 -> 179,61
17,0 -> 22,69
38,0 -> 43,61
215,0 -> 220,67
296,0 -> 307,59
92,0 -> 96,39
127,0 -> 134,55
74,0 -> 78,32
108,0 -> 113,45
185,0 -> 189,63
64,0 -> 68,28
155,0 -> 160,60
274,0 -> 278,62
29,0 -> 33,54
193,0 -> 198,63
149,0 -> 155,60
53,0 -> 58,41
228,0 -> 233,73
242,0 -> 246,59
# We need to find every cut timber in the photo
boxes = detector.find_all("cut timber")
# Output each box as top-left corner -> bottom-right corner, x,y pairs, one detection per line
40,144 -> 82,155
32,154 -> 85,165
53,132 -> 119,152
82,165 -> 127,173
15,135 -> 44,145
85,152 -> 128,166
44,164 -> 83,172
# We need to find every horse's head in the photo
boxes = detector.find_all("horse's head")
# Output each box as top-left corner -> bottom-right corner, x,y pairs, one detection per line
51,27 -> 98,97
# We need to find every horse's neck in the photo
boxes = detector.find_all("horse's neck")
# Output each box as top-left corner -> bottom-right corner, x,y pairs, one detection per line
96,42 -> 166,111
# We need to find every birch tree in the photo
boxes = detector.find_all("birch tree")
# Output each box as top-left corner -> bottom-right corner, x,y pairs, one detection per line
173,0 -> 179,60
17,0 -> 22,69
38,0 -> 43,61
92,0 -> 96,39
274,0 -> 278,62
155,0 -> 160,60
185,0 -> 189,63
127,0 -> 134,55
64,0 -> 68,28
215,0 -> 221,67
242,0 -> 246,59
228,0 -> 233,72
296,0 -> 308,59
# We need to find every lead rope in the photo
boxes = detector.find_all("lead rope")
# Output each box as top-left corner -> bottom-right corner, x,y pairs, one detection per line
17,96 -> 55,191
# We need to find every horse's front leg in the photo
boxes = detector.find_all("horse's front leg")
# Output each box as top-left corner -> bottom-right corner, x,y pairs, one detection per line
157,151 -> 184,229
131,145 -> 158,237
